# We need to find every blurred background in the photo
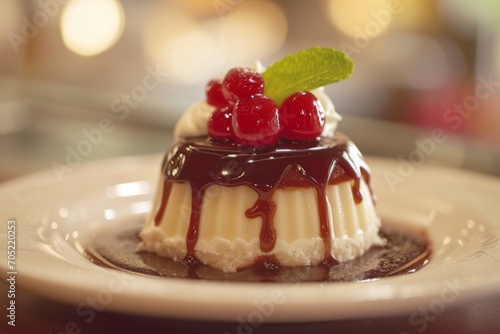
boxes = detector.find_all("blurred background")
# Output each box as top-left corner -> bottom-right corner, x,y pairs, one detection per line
1,0 -> 499,181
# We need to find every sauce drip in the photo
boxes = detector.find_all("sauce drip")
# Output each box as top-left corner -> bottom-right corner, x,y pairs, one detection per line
156,134 -> 372,264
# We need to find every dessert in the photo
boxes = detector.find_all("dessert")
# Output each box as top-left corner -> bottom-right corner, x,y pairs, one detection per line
139,47 -> 384,273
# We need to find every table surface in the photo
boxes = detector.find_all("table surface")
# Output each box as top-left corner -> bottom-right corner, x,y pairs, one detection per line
1,284 -> 500,334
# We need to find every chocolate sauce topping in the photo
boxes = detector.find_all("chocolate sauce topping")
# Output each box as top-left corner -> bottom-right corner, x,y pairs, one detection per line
154,134 -> 373,262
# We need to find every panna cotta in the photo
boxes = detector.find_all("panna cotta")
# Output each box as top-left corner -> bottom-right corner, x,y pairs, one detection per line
139,47 -> 383,272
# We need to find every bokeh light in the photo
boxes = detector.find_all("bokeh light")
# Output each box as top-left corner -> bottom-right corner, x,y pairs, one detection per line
0,0 -> 21,51
164,27 -> 221,84
327,0 -> 392,38
61,0 -> 124,56
218,0 -> 288,64
173,0 -> 216,17
142,0 -> 287,84
142,6 -> 223,84
390,0 -> 435,31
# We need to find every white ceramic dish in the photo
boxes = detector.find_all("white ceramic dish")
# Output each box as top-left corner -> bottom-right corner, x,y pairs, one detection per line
1,154 -> 500,322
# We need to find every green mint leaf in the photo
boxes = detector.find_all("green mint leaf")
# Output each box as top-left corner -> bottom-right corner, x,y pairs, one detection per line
262,47 -> 354,105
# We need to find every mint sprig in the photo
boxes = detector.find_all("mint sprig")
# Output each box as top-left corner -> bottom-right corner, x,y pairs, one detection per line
262,47 -> 354,106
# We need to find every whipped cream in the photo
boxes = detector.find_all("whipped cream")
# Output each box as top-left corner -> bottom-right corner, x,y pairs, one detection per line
173,100 -> 213,139
310,87 -> 342,137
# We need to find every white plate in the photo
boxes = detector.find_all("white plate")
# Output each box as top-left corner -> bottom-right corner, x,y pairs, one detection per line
1,154 -> 500,322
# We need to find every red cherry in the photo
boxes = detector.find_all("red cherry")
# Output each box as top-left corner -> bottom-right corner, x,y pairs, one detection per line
206,79 -> 228,108
279,91 -> 325,141
232,94 -> 280,146
222,67 -> 264,104
208,106 -> 234,141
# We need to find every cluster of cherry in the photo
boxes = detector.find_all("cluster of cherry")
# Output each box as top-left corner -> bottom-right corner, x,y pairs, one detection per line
205,67 -> 325,146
